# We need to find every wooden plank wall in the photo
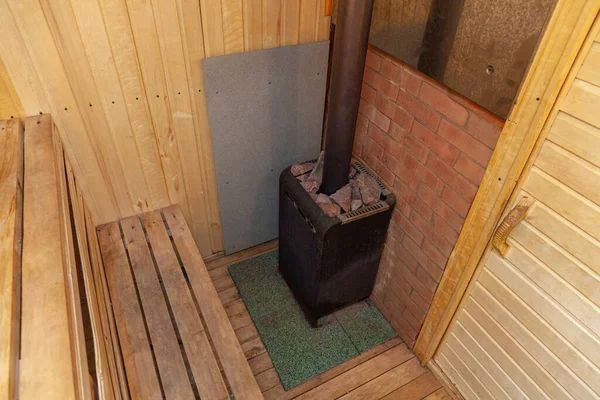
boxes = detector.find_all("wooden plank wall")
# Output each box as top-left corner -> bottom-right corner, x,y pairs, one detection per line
0,0 -> 330,258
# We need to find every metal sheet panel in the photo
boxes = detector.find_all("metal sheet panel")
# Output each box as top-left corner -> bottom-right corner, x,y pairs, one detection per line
203,41 -> 329,254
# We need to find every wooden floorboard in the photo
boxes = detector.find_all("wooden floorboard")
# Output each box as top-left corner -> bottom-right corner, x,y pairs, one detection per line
209,244 -> 452,400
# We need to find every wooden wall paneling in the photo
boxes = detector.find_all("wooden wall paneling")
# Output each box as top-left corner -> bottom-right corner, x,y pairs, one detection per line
200,0 -> 226,57
222,0 -> 245,55
0,119 -> 22,400
0,8 -> 49,116
244,0 -> 263,51
263,0 -> 282,49
299,0 -> 319,44
121,0 -> 192,226
65,155 -> 116,400
316,0 -> 331,41
0,60 -> 23,120
150,0 -> 214,255
177,0 -> 225,254
281,0 -> 300,46
82,0 -> 170,211
39,0 -> 137,217
2,0 -> 114,223
414,0 -> 600,363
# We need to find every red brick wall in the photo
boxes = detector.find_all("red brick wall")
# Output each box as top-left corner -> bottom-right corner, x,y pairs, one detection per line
356,47 -> 504,347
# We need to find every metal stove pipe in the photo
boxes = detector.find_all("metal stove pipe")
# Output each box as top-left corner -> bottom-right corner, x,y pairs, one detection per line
320,0 -> 375,195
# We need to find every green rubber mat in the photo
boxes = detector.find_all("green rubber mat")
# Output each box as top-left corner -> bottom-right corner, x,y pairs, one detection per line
228,251 -> 396,390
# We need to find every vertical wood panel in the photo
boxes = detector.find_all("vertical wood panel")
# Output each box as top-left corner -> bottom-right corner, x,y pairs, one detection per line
299,0 -> 319,44
0,60 -> 22,120
243,0 -> 263,51
222,0 -> 245,55
281,0 -> 301,46
263,0 -> 281,49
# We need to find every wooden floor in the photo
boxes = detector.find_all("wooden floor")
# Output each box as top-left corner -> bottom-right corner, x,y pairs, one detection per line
206,241 -> 452,400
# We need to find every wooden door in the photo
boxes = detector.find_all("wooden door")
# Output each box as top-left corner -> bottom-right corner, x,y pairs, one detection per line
434,23 -> 600,400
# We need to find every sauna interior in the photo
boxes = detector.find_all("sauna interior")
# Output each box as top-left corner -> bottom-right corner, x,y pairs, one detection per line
1,0 -> 600,399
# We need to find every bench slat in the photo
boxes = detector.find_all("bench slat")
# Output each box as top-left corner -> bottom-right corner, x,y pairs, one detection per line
163,205 -> 263,400
97,222 -> 162,400
120,216 -> 195,400
0,119 -> 22,400
142,210 -> 229,399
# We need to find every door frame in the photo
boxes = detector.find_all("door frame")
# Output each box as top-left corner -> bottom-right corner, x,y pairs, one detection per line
413,0 -> 600,364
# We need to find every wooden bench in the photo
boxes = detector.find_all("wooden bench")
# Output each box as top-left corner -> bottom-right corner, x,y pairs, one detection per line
0,114 -> 262,399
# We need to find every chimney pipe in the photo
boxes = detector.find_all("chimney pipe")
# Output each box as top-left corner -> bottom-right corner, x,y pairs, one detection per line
320,0 -> 375,195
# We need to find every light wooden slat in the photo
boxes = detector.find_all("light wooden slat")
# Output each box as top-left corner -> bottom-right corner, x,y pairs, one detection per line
524,167 -> 600,242
506,241 -> 600,336
4,0 -> 116,223
97,222 -> 162,400
94,0 -> 170,210
0,119 -> 22,400
438,344 -> 494,400
206,239 -> 278,270
53,129 -> 93,400
249,352 -> 274,375
222,0 -> 245,55
579,42 -> 600,86
199,0 -> 225,57
86,207 -> 129,400
470,284 -> 600,398
263,0 -> 281,49
40,0 -> 138,216
20,115 -> 78,399
295,344 -> 413,400
242,336 -> 267,359
162,205 -> 262,399
563,79 -> 600,129
256,368 -> 280,392
120,216 -> 194,400
451,321 -> 526,399
381,371 -> 442,400
444,334 -> 510,400
150,0 -> 214,256
338,357 -> 427,400
315,0 -> 331,41
65,157 -> 116,400
482,259 -> 600,369
526,201 -> 600,274
548,112 -> 600,169
423,388 -> 453,400
512,221 -> 600,307
142,210 -> 229,399
299,0 -> 318,44
243,0 -> 263,51
176,0 -> 225,255
236,323 -> 260,345
122,0 -> 192,223
476,272 -> 600,395
435,355 -> 479,400
457,311 -> 549,400
536,141 -> 600,206
281,0 -> 300,46
0,60 -> 22,120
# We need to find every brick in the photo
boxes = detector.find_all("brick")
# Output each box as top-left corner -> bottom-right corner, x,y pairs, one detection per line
405,191 -> 434,222
361,83 -> 376,104
367,121 -> 385,144
414,162 -> 443,195
417,183 -> 465,233
388,220 -> 405,243
393,282 -> 426,322
389,266 -> 413,296
433,213 -> 459,244
397,90 -> 441,131
377,131 -> 403,160
402,235 -> 434,273
357,112 -> 369,128
383,292 -> 405,317
402,134 -> 429,163
353,142 -> 363,158
393,211 -> 424,246
410,290 -> 430,314
397,260 -> 435,302
409,210 -> 454,259
392,105 -> 414,131
419,83 -> 468,126
438,119 -> 492,167
402,307 -> 424,331
380,151 -> 397,173
359,99 -> 376,121
364,67 -> 399,100
374,93 -> 396,119
455,154 -> 485,184
365,50 -> 381,71
372,109 -> 391,132
421,240 -> 447,274
388,122 -> 406,143
365,137 -> 384,160
411,121 -> 459,164
354,124 -> 368,146
416,265 -> 440,294
426,154 -> 478,201
380,58 -> 422,95
391,314 -> 418,346
442,186 -> 470,217
467,113 -> 502,149
374,158 -> 395,186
